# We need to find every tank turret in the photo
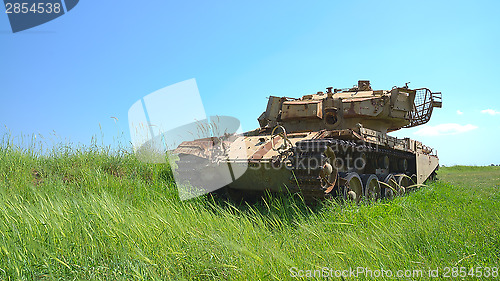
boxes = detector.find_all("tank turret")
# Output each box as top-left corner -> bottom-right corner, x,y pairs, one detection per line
258,80 -> 442,134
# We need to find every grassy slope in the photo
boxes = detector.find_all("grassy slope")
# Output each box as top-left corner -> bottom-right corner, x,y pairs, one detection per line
0,143 -> 499,280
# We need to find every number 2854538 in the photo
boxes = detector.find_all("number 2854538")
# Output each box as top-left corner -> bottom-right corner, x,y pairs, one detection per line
5,2 -> 62,14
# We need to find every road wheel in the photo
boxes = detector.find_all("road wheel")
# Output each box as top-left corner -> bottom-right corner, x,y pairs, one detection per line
340,172 -> 363,203
361,174 -> 381,201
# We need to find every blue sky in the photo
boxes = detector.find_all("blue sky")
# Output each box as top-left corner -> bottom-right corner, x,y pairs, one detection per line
1,0 -> 500,165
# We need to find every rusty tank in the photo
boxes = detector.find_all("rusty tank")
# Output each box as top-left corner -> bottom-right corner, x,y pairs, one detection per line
173,80 -> 442,202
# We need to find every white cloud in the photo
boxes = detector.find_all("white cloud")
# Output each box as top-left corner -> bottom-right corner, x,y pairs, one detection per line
456,110 -> 463,115
481,109 -> 500,116
414,123 -> 478,136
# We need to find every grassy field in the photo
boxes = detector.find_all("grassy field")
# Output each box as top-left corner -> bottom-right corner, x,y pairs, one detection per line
0,138 -> 499,280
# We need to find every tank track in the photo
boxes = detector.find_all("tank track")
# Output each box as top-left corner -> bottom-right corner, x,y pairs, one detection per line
287,139 -> 416,201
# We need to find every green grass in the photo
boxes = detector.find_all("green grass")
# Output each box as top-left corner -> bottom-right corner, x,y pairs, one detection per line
0,137 -> 499,280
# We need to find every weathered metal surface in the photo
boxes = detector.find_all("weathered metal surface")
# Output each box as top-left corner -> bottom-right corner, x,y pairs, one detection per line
282,100 -> 323,120
415,148 -> 440,184
249,135 -> 281,160
174,80 -> 442,201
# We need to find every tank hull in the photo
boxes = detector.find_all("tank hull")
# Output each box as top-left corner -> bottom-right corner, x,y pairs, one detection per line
175,127 -> 439,201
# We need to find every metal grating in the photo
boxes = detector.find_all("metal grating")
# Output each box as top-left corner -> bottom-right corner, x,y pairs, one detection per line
404,88 -> 435,128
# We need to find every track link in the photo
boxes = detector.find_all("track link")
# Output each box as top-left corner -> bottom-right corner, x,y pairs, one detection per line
288,139 -> 416,201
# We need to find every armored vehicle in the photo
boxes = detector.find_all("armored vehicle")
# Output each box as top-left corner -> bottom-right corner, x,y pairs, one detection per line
174,80 -> 442,201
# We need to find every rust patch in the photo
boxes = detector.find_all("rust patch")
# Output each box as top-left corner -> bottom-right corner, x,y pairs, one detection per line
281,100 -> 323,120
314,129 -> 363,141
174,138 -> 218,159
250,135 -> 281,160
345,97 -> 375,102
346,102 -> 357,116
